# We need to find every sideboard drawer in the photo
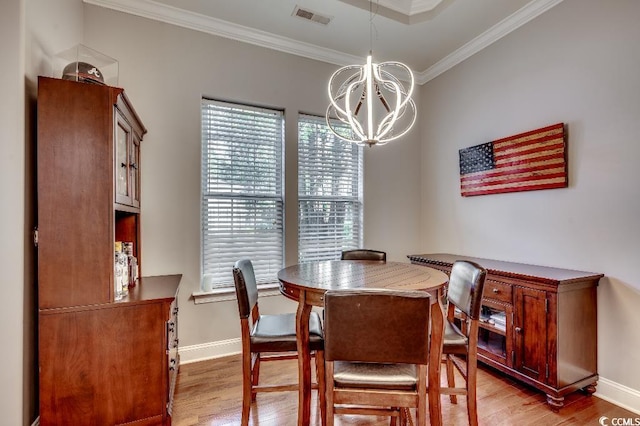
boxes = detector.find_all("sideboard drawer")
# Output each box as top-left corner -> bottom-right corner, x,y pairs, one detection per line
167,300 -> 178,350
484,279 -> 512,304
166,298 -> 179,419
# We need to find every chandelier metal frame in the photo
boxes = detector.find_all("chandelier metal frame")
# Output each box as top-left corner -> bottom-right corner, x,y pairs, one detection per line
326,53 -> 416,146
326,1 -> 416,147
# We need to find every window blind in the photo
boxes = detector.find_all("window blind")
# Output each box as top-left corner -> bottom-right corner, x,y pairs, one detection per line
201,99 -> 284,289
298,114 -> 363,263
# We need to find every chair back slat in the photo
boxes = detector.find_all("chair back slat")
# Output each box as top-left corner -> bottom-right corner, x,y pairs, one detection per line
324,289 -> 431,364
233,259 -> 259,319
341,249 -> 387,262
447,260 -> 487,320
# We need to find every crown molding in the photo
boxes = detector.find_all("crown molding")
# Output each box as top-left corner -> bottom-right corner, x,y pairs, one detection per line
84,0 -> 563,85
83,0 -> 363,67
415,0 -> 564,84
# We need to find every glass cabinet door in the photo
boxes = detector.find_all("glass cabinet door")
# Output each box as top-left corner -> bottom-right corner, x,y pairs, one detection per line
130,139 -> 140,207
115,110 -> 134,206
478,299 -> 513,367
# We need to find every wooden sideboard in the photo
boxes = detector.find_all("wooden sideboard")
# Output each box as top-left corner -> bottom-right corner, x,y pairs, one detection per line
37,76 -> 181,424
39,275 -> 181,425
408,253 -> 602,409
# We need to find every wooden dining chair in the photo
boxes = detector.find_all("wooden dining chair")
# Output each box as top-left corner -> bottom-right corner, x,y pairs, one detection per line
232,259 -> 326,426
441,260 -> 488,426
323,288 -> 432,426
340,249 -> 387,262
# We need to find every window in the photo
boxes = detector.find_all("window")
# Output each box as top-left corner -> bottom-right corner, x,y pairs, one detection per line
298,114 -> 363,262
201,99 -> 284,290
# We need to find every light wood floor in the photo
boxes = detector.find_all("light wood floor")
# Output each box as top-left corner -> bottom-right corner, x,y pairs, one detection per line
172,354 -> 636,425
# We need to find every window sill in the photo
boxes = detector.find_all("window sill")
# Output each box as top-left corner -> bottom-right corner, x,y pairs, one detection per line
192,282 -> 282,304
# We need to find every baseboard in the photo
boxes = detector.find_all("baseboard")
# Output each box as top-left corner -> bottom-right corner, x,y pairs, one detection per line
179,338 -> 241,364
595,377 -> 640,415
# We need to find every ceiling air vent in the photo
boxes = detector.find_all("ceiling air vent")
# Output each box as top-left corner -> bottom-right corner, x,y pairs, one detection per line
292,6 -> 332,26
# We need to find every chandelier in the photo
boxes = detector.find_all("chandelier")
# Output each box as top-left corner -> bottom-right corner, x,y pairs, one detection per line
326,56 -> 416,147
326,4 -> 416,147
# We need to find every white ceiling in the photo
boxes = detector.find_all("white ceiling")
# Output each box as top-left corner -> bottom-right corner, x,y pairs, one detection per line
84,0 -> 564,84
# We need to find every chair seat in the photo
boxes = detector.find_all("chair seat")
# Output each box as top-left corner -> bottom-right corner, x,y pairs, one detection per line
443,320 -> 468,354
333,361 -> 417,390
251,311 -> 324,352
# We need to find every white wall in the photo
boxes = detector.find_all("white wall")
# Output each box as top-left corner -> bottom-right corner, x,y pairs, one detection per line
81,5 -> 422,354
1,2 -> 26,424
23,1 -> 84,423
26,0 -> 84,87
419,0 -> 640,409
2,0 -> 84,423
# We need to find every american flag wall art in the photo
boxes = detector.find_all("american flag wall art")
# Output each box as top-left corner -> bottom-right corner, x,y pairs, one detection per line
458,123 -> 567,197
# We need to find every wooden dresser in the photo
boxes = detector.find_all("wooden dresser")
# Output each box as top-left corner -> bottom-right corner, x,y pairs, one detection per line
37,76 -> 181,425
408,253 -> 602,409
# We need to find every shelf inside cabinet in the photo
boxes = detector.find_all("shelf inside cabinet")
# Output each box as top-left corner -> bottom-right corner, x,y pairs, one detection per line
478,330 -> 507,359
478,321 -> 507,336
454,307 -> 507,336
115,209 -> 138,247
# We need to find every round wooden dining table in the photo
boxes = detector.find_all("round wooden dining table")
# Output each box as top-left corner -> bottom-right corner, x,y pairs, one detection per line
278,260 -> 449,426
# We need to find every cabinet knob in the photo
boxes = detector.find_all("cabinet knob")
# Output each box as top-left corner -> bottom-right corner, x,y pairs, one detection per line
515,327 -> 522,333
120,162 -> 127,168
130,162 -> 138,170
492,288 -> 499,294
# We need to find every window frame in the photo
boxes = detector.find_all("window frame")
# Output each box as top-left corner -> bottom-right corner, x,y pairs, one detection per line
297,113 -> 364,263
199,98 -> 285,293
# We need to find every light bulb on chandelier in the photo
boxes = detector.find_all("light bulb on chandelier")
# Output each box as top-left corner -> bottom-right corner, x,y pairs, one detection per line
326,53 -> 416,147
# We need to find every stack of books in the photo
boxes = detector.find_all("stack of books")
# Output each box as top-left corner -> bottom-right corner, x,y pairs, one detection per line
490,311 -> 506,332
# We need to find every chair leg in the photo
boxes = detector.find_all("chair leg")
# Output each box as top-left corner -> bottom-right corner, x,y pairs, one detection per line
399,407 -> 413,426
399,408 -> 405,426
445,354 -> 457,404
466,352 -> 479,426
389,408 -> 407,426
325,362 -> 335,426
251,353 -> 261,402
241,349 -> 252,426
390,413 -> 398,426
315,350 -> 326,426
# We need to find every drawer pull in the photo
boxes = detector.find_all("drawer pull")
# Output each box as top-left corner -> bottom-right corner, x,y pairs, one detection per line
492,288 -> 499,294
515,327 -> 522,333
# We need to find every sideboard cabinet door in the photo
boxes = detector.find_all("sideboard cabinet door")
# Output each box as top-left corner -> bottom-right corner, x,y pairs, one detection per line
513,286 -> 548,383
